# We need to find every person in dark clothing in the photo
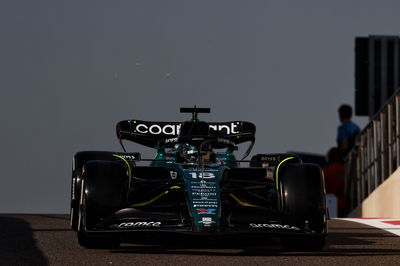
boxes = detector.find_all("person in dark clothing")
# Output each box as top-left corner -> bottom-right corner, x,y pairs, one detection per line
337,104 -> 360,156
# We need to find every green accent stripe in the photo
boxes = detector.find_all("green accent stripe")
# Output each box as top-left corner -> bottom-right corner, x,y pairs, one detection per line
113,154 -> 132,189
131,191 -> 169,207
229,194 -> 260,207
275,157 -> 295,189
131,186 -> 181,207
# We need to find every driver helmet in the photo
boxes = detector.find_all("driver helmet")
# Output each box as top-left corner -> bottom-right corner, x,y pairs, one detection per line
181,144 -> 198,163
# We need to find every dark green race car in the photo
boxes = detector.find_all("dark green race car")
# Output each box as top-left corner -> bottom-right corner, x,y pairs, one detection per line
70,107 -> 327,250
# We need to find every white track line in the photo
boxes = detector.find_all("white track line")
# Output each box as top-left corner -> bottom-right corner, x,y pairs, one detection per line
339,218 -> 400,236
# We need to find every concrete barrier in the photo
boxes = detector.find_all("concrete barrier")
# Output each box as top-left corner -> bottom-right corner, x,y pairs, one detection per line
348,167 -> 400,218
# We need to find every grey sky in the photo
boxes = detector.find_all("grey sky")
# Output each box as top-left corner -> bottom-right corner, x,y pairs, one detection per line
1,0 -> 397,213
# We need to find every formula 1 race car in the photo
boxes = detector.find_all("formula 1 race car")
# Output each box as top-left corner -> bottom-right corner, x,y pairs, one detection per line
70,107 -> 327,250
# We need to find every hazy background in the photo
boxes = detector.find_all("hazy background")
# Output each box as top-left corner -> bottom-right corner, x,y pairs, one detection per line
2,0 -> 398,213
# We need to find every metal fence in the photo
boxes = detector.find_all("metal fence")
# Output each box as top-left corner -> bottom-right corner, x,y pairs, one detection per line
346,89 -> 400,210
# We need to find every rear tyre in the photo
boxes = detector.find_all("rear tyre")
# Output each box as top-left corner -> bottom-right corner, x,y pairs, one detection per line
77,160 -> 127,249
278,163 -> 327,251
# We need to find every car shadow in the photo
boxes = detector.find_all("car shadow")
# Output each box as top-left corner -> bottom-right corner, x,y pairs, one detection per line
0,215 -> 49,265
33,214 -> 70,221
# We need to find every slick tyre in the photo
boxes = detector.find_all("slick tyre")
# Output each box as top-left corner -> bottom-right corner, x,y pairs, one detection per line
77,195 -> 120,249
278,163 -> 327,251
70,151 -> 119,231
77,160 -> 127,249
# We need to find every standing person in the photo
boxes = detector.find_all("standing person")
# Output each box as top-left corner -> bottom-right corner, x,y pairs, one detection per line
323,147 -> 346,217
337,104 -> 360,157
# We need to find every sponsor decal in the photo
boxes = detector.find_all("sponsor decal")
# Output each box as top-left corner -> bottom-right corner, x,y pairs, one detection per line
193,199 -> 218,203
250,223 -> 300,231
192,192 -> 217,196
193,193 -> 217,200
71,178 -> 76,200
109,221 -> 161,228
217,138 -> 232,145
197,208 -> 216,214
170,171 -> 178,179
191,184 -> 216,189
134,124 -> 181,135
260,156 -> 279,162
199,217 -> 215,226
191,186 -> 215,190
165,137 -> 178,144
193,204 -> 218,208
209,123 -> 239,135
133,122 -> 239,135
119,154 -> 137,160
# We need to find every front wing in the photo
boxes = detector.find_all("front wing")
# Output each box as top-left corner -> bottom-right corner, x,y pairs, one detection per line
82,207 -> 326,238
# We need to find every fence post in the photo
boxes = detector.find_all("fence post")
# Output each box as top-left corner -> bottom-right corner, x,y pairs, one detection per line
347,89 -> 400,212
397,95 -> 400,168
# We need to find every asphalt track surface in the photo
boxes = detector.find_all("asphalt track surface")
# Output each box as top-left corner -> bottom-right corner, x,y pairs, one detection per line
1,214 -> 400,265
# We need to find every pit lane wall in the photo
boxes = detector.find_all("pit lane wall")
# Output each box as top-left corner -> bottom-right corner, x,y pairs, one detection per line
348,167 -> 400,218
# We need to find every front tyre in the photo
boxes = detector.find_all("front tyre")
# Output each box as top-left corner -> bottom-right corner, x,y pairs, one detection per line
77,192 -> 120,249
77,160 -> 127,249
278,163 -> 327,251
70,151 -> 119,231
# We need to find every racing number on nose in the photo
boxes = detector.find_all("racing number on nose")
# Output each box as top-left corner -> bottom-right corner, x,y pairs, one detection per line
189,172 -> 215,179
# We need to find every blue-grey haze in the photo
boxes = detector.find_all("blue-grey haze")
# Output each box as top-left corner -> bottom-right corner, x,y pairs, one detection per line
2,0 -> 396,213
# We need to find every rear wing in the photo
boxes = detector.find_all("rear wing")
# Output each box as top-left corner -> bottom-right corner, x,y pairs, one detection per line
116,120 -> 256,148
